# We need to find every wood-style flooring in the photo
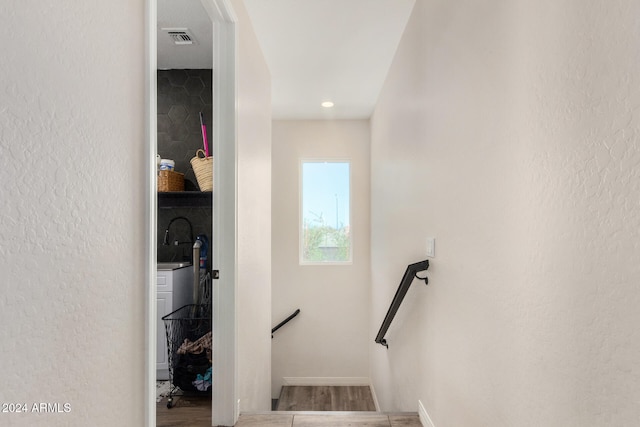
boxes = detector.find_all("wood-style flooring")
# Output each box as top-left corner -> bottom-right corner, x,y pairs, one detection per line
157,395 -> 211,427
276,386 -> 376,411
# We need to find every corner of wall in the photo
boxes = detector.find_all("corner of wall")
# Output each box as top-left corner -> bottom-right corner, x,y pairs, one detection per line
369,380 -> 381,412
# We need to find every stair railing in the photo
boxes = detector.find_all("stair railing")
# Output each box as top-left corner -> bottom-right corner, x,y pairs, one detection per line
272,309 -> 301,338
375,260 -> 430,348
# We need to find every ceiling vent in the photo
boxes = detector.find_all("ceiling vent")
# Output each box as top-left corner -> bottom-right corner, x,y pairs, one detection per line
162,28 -> 197,45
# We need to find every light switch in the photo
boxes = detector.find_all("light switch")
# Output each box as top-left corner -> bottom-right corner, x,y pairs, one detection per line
426,237 -> 435,257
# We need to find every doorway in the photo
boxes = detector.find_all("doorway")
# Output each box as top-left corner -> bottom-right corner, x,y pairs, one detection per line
146,0 -> 238,426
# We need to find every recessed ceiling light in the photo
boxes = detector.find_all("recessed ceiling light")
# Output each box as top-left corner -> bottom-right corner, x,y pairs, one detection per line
321,101 -> 334,108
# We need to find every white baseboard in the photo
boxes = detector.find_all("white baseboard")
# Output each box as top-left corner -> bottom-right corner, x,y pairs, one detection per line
418,400 -> 435,427
282,377 -> 370,386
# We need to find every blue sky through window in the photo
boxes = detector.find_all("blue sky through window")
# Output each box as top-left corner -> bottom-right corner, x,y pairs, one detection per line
302,162 -> 350,230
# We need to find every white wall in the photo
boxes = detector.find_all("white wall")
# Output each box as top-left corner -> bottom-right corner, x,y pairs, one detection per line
370,0 -> 640,426
233,0 -> 273,413
0,1 -> 146,426
272,120 -> 371,397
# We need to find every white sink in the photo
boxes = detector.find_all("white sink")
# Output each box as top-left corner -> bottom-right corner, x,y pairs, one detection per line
157,262 -> 192,271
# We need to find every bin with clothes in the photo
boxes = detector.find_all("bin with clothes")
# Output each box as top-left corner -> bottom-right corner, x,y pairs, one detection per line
162,304 -> 212,408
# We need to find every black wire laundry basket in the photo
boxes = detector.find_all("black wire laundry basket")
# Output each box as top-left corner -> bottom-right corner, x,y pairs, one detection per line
162,304 -> 212,408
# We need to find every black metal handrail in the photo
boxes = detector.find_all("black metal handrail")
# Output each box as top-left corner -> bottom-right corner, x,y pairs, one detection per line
272,309 -> 301,338
375,260 -> 430,348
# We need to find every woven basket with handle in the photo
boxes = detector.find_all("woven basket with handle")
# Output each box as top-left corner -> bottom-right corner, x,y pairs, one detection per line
190,149 -> 213,191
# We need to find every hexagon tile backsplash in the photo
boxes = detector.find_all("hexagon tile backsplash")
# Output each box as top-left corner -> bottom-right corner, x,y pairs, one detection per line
157,69 -> 213,265
157,69 -> 212,190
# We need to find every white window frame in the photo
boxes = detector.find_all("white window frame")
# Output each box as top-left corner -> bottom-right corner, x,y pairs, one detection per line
299,159 -> 353,265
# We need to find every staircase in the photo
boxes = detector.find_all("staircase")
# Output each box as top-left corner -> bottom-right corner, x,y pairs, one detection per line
236,386 -> 422,426
274,386 -> 376,412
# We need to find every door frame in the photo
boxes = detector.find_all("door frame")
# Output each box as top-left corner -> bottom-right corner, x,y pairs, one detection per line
145,0 -> 238,426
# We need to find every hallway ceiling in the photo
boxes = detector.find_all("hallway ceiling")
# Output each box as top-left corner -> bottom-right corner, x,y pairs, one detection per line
244,0 -> 416,120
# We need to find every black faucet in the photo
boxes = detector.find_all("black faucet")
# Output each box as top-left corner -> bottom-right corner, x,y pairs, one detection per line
163,216 -> 194,249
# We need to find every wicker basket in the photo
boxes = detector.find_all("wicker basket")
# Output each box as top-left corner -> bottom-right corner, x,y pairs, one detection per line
190,149 -> 213,192
158,170 -> 185,192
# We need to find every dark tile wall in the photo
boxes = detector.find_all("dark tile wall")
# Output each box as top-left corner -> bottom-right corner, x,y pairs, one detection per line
157,207 -> 211,266
157,69 -> 212,267
157,69 -> 212,188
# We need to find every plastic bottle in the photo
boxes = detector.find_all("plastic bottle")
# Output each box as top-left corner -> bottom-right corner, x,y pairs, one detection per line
196,234 -> 209,269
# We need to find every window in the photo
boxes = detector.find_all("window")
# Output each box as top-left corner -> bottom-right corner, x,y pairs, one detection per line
300,161 -> 351,264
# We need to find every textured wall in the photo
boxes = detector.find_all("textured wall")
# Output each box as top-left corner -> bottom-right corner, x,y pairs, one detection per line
0,1 -> 145,426
271,120 -> 371,397
370,0 -> 640,425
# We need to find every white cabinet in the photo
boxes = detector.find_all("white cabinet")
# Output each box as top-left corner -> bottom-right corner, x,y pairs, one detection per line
157,266 -> 194,380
